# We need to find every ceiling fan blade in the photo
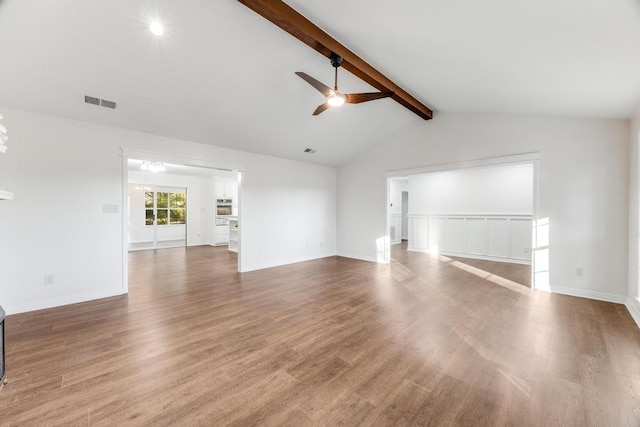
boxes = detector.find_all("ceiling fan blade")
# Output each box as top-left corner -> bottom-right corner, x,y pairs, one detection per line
295,72 -> 333,97
345,91 -> 394,104
313,102 -> 331,116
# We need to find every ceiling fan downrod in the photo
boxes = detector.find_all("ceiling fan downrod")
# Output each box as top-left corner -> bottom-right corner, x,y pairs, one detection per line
331,55 -> 343,91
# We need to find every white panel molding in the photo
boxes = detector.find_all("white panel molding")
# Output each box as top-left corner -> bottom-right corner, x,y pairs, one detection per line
544,285 -> 627,305
408,213 -> 532,265
4,288 -> 127,315
625,297 -> 640,328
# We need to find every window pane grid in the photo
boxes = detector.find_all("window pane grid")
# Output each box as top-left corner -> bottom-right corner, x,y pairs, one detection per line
145,191 -> 186,226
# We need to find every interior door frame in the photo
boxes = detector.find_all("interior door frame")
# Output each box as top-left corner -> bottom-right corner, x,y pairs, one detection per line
121,148 -> 244,294
385,152 -> 540,289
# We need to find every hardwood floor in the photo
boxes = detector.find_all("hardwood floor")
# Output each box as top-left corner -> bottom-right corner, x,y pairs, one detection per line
3,245 -> 640,425
448,255 -> 531,288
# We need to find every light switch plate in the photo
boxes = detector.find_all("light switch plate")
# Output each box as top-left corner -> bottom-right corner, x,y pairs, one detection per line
103,204 -> 120,214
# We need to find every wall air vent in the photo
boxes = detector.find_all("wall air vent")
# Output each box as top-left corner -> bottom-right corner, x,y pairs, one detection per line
304,148 -> 316,154
85,95 -> 117,110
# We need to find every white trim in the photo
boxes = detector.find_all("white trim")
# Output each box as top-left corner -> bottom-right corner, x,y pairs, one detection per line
4,288 -> 126,315
408,248 -> 531,265
241,253 -> 337,273
625,297 -> 640,328
121,150 -> 128,294
237,171 -> 243,272
385,152 -> 540,178
545,285 -> 626,304
121,148 -> 243,173
408,213 -> 532,218
336,252 -> 378,263
531,159 -> 540,292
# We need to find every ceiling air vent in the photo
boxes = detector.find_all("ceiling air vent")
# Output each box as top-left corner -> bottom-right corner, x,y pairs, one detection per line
304,148 -> 316,154
84,95 -> 100,106
85,95 -> 117,109
100,99 -> 117,109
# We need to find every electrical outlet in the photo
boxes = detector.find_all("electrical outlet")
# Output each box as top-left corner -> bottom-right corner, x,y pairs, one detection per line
524,246 -> 530,254
44,274 -> 55,286
576,268 -> 583,277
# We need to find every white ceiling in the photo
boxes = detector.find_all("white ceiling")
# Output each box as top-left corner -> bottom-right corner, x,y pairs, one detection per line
1,0 -> 639,166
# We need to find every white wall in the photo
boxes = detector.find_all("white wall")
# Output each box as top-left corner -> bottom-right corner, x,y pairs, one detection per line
338,112 -> 629,301
408,163 -> 533,214
0,107 -> 337,314
128,171 -> 214,246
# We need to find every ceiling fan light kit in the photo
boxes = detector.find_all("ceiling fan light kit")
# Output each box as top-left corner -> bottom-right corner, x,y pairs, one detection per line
327,94 -> 346,107
295,55 -> 393,115
237,0 -> 433,120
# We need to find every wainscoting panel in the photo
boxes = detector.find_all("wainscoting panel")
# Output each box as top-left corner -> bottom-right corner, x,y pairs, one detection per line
510,218 -> 532,260
408,214 -> 532,265
487,218 -> 509,258
444,218 -> 466,253
410,216 -> 429,250
466,218 -> 485,256
429,217 -> 445,250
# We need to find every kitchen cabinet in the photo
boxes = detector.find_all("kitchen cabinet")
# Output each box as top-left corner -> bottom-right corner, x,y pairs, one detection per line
214,225 -> 229,245
228,217 -> 238,252
215,178 -> 238,200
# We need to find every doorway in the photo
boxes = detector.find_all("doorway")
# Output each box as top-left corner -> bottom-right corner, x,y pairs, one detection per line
121,149 -> 244,293
386,153 -> 539,289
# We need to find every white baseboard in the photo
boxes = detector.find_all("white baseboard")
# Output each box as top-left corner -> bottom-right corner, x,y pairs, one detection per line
335,252 -> 379,263
4,288 -> 127,315
407,247 -> 531,265
625,297 -> 640,328
545,285 -> 626,304
240,252 -> 337,273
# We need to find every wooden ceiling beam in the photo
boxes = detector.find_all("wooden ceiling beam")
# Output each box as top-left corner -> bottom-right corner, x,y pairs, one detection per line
237,0 -> 433,120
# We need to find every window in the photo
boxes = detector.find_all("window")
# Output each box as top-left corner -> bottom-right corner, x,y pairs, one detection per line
145,191 -> 187,226
170,192 -> 186,224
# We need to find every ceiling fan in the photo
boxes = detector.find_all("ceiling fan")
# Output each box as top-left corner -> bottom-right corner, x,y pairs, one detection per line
296,55 -> 394,116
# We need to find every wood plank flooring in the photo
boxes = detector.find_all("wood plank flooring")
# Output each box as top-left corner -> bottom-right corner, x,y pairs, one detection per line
2,245 -> 640,425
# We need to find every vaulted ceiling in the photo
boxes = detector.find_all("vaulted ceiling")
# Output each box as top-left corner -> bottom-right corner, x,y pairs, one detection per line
0,0 -> 639,166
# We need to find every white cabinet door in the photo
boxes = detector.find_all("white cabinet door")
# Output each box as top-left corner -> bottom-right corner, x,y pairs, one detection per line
215,178 -> 238,200
215,178 -> 225,199
214,225 -> 229,244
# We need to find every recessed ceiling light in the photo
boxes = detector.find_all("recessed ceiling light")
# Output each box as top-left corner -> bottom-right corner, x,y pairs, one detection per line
149,20 -> 164,36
